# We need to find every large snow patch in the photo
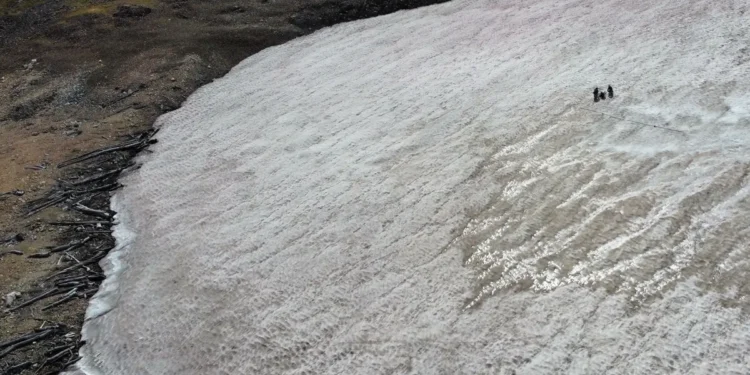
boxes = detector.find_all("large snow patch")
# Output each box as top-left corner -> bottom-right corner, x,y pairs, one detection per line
74,0 -> 750,374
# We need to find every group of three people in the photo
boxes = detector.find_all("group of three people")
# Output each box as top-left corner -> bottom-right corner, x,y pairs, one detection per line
594,85 -> 614,102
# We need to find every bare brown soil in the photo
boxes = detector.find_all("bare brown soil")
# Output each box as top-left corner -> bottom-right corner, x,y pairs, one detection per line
0,0 -> 448,373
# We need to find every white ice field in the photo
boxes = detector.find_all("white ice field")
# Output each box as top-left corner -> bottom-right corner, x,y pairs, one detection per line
70,0 -> 750,374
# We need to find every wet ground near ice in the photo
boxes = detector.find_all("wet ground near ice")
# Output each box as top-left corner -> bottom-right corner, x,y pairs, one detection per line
69,0 -> 750,374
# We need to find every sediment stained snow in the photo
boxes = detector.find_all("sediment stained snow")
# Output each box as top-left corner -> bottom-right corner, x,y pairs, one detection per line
72,0 -> 750,374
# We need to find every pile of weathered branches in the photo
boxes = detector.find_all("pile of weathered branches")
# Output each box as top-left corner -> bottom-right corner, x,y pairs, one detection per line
8,246 -> 109,314
25,129 -> 158,218
0,324 -> 84,375
1,129 -> 157,374
2,231 -> 110,374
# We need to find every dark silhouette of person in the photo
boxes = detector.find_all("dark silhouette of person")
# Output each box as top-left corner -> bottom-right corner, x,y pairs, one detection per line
599,92 -> 606,101
594,87 -> 600,102
607,85 -> 614,98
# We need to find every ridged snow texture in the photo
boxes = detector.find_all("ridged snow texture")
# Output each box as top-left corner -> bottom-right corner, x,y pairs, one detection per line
73,0 -> 750,374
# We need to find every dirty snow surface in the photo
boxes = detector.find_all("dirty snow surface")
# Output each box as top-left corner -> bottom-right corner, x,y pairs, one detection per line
72,0 -> 750,374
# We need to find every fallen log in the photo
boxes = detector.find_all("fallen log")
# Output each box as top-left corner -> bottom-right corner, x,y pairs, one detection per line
44,251 -> 107,281
0,328 -> 55,359
25,196 -> 66,217
73,203 -> 112,219
48,221 -> 113,227
57,133 -> 157,169
48,236 -> 91,254
62,252 -> 92,273
28,252 -> 52,259
68,168 -> 123,186
4,360 -> 33,374
0,332 -> 39,350
71,182 -> 122,195
41,289 -> 78,311
0,250 -> 23,258
60,355 -> 82,370
77,288 -> 99,298
44,344 -> 75,362
54,274 -> 104,285
55,281 -> 85,288
7,288 -> 64,312
44,343 -> 76,357
57,139 -> 144,168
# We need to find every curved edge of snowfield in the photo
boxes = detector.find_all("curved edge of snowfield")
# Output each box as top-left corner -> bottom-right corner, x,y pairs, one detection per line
70,0 -> 750,374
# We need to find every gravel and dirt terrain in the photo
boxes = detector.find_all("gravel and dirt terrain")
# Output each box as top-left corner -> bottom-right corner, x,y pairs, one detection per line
0,1 -> 447,373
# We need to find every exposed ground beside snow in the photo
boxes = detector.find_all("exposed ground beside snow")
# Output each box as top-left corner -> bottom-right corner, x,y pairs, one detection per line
72,0 -> 750,374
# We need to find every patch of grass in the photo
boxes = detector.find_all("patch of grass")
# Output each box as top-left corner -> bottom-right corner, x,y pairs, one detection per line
0,0 -> 48,16
63,0 -> 157,18
0,0 -> 157,17
65,4 -> 108,17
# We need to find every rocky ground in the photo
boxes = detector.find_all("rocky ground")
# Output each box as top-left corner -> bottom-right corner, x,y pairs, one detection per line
0,1 -> 447,373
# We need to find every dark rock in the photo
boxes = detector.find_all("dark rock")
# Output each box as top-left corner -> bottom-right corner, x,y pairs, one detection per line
219,5 -> 246,14
10,102 -> 38,121
8,94 -> 56,121
289,0 -> 451,31
113,5 -> 152,19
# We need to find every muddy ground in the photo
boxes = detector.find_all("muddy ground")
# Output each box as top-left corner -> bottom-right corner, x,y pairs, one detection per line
0,0 -> 447,373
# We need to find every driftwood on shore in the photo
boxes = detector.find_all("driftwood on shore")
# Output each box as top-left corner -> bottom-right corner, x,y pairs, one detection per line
8,245 -> 108,313
67,168 -> 125,186
2,114 -> 147,375
47,236 -> 91,254
0,323 -> 83,373
48,221 -> 114,227
23,129 -> 157,219
41,289 -> 79,311
7,288 -> 64,312
5,360 -> 33,374
25,195 -> 66,217
54,274 -> 104,286
44,250 -> 108,281
74,203 -> 113,219
0,326 -> 60,360
27,251 -> 52,259
57,128 -> 158,168
0,250 -> 23,259
0,108 -> 156,375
